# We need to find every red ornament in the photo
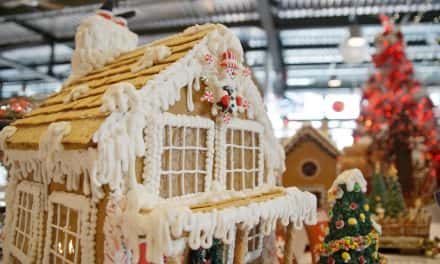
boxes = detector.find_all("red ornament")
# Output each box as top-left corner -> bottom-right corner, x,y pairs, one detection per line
332,101 -> 344,112
236,96 -> 243,106
349,202 -> 358,210
335,219 -> 345,230
359,255 -> 366,264
328,256 -> 335,264
219,95 -> 230,108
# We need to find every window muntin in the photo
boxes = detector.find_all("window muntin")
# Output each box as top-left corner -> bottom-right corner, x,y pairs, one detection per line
246,225 -> 263,263
9,181 -> 43,263
219,119 -> 264,191
158,114 -> 215,198
43,192 -> 93,264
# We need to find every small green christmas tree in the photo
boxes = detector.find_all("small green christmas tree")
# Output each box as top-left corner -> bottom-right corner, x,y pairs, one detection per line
369,162 -> 387,214
318,169 -> 386,264
384,165 -> 406,218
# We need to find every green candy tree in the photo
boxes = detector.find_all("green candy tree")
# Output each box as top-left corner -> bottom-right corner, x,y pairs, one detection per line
369,162 -> 387,214
384,165 -> 406,218
318,169 -> 385,264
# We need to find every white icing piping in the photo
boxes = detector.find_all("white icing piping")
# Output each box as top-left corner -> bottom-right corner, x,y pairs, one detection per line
92,82 -> 146,200
130,45 -> 171,73
122,187 -> 316,263
3,149 -> 96,197
66,14 -> 138,85
0,125 -> 16,150
63,84 -> 90,103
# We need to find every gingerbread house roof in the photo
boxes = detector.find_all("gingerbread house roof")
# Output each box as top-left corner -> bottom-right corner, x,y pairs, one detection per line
6,24 -> 219,149
284,125 -> 341,158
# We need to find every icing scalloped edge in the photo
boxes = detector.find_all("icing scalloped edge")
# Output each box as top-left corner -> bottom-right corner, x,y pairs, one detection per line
120,187 -> 316,263
330,168 -> 368,193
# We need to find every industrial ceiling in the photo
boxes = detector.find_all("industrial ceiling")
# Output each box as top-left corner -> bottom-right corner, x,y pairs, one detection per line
0,0 -> 439,97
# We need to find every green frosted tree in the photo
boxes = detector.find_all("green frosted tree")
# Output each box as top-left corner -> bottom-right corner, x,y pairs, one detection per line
369,162 -> 387,214
319,169 -> 385,264
384,165 -> 406,218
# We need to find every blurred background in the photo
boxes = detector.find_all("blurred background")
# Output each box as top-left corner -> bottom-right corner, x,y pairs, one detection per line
0,0 -> 439,262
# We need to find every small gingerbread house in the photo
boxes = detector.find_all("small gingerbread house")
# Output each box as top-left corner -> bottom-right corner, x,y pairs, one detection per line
0,6 -> 316,264
282,125 -> 340,208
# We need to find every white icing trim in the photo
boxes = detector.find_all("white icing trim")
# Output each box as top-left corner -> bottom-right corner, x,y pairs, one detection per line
93,82 -> 146,200
3,149 -> 96,196
43,192 -> 95,264
66,14 -> 138,84
6,181 -> 44,264
0,125 -> 16,150
330,168 -> 367,193
63,84 -> 90,103
120,187 -> 316,263
223,226 -> 236,264
215,118 -> 264,189
130,45 -> 171,73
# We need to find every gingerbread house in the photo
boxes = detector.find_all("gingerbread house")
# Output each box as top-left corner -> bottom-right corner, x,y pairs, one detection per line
0,7 -> 316,264
282,125 -> 340,208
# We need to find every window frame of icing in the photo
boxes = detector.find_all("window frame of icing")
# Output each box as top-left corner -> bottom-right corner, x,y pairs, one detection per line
9,180 -> 44,264
215,118 -> 264,190
145,113 -> 215,199
245,224 -> 264,263
42,192 -> 94,264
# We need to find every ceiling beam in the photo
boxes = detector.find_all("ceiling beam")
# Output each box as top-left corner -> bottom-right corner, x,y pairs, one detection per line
256,0 -> 285,95
0,56 -> 59,83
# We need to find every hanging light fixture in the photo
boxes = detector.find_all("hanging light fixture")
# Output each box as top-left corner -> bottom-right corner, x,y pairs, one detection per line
328,75 -> 342,87
340,12 -> 369,64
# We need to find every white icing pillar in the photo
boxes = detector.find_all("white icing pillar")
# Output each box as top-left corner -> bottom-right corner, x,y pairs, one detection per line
233,224 -> 249,264
283,222 -> 297,264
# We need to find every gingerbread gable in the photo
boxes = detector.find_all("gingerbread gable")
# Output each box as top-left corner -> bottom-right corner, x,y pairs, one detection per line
285,125 -> 341,158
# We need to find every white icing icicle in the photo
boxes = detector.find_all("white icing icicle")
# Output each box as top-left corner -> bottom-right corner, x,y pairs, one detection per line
118,187 -> 316,263
330,168 -> 368,193
131,45 -> 171,73
39,121 -> 71,170
93,82 -> 146,200
63,84 -> 90,103
66,14 -> 138,85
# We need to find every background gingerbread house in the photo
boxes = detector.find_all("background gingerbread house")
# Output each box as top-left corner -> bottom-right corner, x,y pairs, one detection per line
0,9 -> 316,264
282,125 -> 341,208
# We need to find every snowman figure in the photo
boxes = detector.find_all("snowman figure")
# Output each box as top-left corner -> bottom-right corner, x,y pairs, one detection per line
216,85 -> 243,115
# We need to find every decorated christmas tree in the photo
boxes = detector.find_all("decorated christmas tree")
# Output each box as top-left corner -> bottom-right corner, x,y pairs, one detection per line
369,162 -> 387,214
384,165 -> 406,218
354,15 -> 439,201
318,169 -> 385,264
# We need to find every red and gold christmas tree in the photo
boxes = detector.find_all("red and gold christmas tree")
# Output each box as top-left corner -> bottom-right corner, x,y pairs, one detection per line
354,15 -> 439,202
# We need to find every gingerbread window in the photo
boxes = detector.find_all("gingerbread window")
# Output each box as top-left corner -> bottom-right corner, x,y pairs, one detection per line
217,119 -> 264,191
9,181 -> 43,263
246,225 -> 263,262
158,114 -> 215,198
43,192 -> 94,264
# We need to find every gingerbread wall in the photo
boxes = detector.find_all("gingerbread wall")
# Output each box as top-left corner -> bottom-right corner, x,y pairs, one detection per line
282,140 -> 337,207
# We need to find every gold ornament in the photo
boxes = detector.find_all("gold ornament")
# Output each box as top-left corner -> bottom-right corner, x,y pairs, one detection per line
360,213 -> 366,222
364,204 -> 370,211
387,164 -> 398,179
341,252 -> 351,262
348,217 -> 358,225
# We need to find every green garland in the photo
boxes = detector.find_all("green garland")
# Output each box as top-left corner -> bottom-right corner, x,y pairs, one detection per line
189,239 -> 223,264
